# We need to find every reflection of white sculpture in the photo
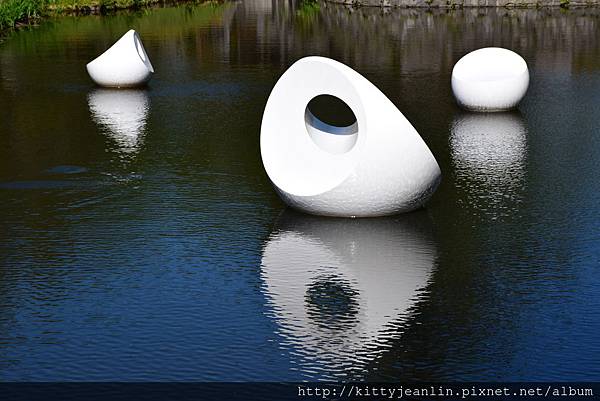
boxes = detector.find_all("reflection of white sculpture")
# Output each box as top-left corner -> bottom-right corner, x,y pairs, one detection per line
450,113 -> 527,214
88,89 -> 149,155
452,48 -> 529,112
86,30 -> 154,88
260,56 -> 441,217
261,212 -> 436,379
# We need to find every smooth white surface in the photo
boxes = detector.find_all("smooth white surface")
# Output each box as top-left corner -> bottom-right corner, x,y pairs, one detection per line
261,212 -> 435,377
86,30 -> 154,88
261,56 -> 441,217
88,89 -> 149,156
452,47 -> 529,112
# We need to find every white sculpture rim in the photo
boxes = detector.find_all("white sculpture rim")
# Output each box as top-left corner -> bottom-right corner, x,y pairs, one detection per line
86,29 -> 154,88
260,56 -> 441,217
451,47 -> 529,112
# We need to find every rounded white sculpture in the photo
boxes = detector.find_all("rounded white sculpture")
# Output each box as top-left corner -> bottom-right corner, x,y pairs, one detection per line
261,212 -> 435,378
86,30 -> 154,88
451,47 -> 529,112
88,89 -> 149,157
260,56 -> 441,217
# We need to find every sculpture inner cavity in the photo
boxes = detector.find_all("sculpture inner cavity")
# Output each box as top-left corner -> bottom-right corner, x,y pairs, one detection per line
305,95 -> 358,155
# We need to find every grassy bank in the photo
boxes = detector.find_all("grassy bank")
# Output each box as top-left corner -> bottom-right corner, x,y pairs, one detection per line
0,0 -> 206,33
0,0 -> 43,31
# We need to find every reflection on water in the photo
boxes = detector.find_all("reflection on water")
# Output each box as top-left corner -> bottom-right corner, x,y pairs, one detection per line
231,3 -> 600,76
1,0 -> 600,382
450,112 -> 527,219
88,89 -> 149,157
261,211 -> 436,379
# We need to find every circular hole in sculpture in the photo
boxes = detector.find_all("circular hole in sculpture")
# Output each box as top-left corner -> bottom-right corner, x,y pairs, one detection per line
305,95 -> 358,155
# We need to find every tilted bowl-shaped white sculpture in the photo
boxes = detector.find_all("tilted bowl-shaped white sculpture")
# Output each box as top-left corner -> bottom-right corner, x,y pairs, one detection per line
261,56 -> 441,217
452,47 -> 529,112
86,30 -> 154,88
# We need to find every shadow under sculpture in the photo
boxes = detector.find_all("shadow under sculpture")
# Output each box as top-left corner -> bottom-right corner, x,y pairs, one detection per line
261,56 -> 441,217
261,211 -> 437,379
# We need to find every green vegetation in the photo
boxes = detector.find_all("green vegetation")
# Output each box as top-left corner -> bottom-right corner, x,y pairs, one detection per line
0,0 -> 217,33
295,0 -> 320,27
46,0 -> 163,14
296,0 -> 319,17
0,0 -> 44,31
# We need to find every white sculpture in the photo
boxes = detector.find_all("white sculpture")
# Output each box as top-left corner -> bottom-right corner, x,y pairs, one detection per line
261,212 -> 435,378
86,30 -> 154,88
88,89 -> 149,157
451,47 -> 529,112
260,56 -> 441,217
450,113 -> 527,216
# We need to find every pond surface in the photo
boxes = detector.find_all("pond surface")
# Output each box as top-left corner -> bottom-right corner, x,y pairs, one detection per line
1,0 -> 600,381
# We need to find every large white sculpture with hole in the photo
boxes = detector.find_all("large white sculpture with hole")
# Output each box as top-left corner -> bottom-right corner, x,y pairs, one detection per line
86,30 -> 154,88
451,47 -> 529,112
260,56 -> 441,217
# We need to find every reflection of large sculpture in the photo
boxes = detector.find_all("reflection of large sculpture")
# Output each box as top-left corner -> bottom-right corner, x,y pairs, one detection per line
86,30 -> 154,88
261,56 -> 441,217
261,211 -> 436,378
452,48 -> 529,112
450,112 -> 527,215
88,89 -> 149,156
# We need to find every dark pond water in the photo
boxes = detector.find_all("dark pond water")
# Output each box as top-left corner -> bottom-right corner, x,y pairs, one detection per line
1,0 -> 600,381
